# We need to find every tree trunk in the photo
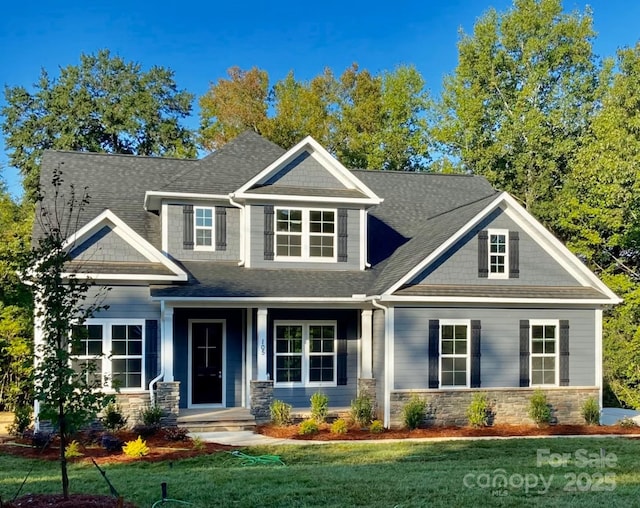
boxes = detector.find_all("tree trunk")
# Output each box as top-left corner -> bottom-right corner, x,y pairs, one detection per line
59,399 -> 69,499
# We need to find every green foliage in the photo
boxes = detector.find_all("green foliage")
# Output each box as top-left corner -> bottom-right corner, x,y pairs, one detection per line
310,392 -> 329,423
369,420 -> 385,434
162,426 -> 189,442
100,402 -> 127,431
350,395 -> 374,427
122,436 -> 149,458
191,436 -> 205,452
528,390 -> 552,426
270,399 -> 292,426
618,417 -> 638,428
1,49 -> 196,199
64,440 -> 83,459
466,393 -> 491,428
140,404 -> 163,427
402,396 -> 426,430
581,397 -> 600,425
8,404 -> 32,436
298,419 -> 319,436
330,418 -> 348,435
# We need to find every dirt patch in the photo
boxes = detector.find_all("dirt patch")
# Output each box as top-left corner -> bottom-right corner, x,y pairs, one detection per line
257,423 -> 640,440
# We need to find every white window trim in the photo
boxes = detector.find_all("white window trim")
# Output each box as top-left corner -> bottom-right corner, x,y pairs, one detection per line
194,206 -> 216,251
488,228 -> 509,279
274,207 -> 337,262
80,318 -> 146,392
273,320 -> 337,388
439,319 -> 470,389
529,319 -> 559,387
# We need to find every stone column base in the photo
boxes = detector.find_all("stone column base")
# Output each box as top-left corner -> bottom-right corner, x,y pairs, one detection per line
250,380 -> 274,423
357,378 -> 377,411
156,381 -> 180,427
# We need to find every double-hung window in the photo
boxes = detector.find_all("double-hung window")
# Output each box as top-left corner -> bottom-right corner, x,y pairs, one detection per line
71,324 -> 104,387
488,228 -> 508,278
440,321 -> 469,388
275,208 -> 336,261
274,321 -> 336,386
194,207 -> 214,250
530,321 -> 558,386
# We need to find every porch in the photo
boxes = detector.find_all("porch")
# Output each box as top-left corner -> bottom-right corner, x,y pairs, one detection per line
177,407 -> 256,432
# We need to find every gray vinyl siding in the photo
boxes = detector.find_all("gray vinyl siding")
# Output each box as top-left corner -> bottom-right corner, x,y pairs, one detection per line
70,226 -> 147,263
173,308 -> 244,408
264,151 -> 346,189
414,208 -> 580,286
372,309 -> 386,419
250,204 -> 361,270
393,307 -> 596,389
270,309 -> 358,408
86,285 -> 159,319
166,202 -> 240,261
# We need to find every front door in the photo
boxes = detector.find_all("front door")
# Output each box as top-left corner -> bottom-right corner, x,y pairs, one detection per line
191,321 -> 224,405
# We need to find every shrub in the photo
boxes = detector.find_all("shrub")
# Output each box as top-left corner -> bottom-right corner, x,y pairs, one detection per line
140,404 -> 163,427
528,390 -> 552,426
618,417 -> 638,428
466,393 -> 491,428
350,396 -> 374,427
191,436 -> 206,451
163,426 -> 190,441
122,436 -> 149,458
310,392 -> 329,423
581,397 -> 600,426
270,399 -> 292,426
330,418 -> 348,435
9,405 -> 32,436
299,419 -> 319,435
101,434 -> 123,452
403,396 -> 426,430
64,440 -> 83,459
29,431 -> 53,449
101,402 -> 128,431
370,420 -> 385,434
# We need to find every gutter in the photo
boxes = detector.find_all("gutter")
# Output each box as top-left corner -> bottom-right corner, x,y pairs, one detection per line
148,300 -> 167,405
228,193 -> 245,266
369,296 -> 392,429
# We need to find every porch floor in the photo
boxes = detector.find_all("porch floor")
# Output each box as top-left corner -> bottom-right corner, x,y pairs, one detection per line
177,407 -> 256,432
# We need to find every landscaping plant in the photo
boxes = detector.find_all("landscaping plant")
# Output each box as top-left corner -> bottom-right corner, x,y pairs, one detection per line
528,389 -> 552,426
64,440 -> 83,459
402,396 -> 426,430
581,396 -> 600,425
350,395 -> 374,427
100,401 -> 128,431
299,419 -> 319,435
310,392 -> 329,423
466,393 -> 491,427
369,420 -> 385,433
330,418 -> 348,435
270,399 -> 292,426
122,436 -> 150,458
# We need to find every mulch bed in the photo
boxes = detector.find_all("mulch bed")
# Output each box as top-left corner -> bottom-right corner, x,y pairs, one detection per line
257,423 -> 640,440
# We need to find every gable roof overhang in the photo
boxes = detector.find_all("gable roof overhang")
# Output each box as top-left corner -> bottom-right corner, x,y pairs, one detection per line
382,192 -> 622,305
144,191 -> 230,212
62,209 -> 188,282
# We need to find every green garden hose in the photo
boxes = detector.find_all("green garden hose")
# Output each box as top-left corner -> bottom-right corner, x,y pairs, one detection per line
227,450 -> 286,466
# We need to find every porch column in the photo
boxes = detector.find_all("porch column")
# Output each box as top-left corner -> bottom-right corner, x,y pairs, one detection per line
361,309 -> 373,378
162,303 -> 174,382
257,308 -> 268,381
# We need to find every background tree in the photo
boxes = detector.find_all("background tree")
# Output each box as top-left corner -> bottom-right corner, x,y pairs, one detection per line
2,49 -> 196,199
433,0 -> 599,218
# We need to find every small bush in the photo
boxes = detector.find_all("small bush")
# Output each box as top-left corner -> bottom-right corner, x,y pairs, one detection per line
9,405 -> 32,436
191,436 -> 206,451
29,431 -> 53,449
140,404 -> 163,427
330,418 -> 348,435
101,434 -> 123,452
370,420 -> 385,434
403,396 -> 426,430
581,397 -> 600,426
101,402 -> 128,431
270,399 -> 292,426
528,389 -> 552,426
122,436 -> 149,458
64,440 -> 83,459
618,417 -> 638,428
350,396 -> 374,427
310,392 -> 329,423
163,426 -> 190,441
299,419 -> 319,435
466,393 -> 491,428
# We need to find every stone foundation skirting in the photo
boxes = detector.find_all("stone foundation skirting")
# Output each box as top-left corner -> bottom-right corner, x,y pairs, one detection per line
357,378 -> 377,413
390,387 -> 600,429
156,382 -> 180,427
114,392 -> 151,427
250,380 -> 274,422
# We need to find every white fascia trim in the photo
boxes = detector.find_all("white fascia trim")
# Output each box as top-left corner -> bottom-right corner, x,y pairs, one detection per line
379,295 -> 617,305
161,202 -> 169,254
62,209 -> 188,281
233,192 -> 380,206
595,309 -> 603,411
62,273 -> 186,282
144,191 -> 230,211
151,296 -> 368,303
234,136 -> 382,203
384,192 -> 621,304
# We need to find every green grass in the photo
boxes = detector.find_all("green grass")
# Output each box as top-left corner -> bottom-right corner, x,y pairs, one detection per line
1,437 -> 640,507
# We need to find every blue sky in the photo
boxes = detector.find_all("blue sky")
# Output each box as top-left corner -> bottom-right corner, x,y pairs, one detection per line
1,0 -> 639,198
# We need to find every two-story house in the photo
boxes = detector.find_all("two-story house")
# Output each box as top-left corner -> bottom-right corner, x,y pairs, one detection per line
34,131 -> 620,429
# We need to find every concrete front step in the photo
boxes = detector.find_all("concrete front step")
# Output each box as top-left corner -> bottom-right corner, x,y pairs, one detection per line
176,407 -> 256,433
178,420 -> 257,432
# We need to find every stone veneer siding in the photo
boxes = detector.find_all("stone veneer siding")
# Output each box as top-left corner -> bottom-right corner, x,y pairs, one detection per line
156,382 -> 180,427
114,392 -> 151,427
389,387 -> 599,429
250,380 -> 274,423
357,378 -> 377,414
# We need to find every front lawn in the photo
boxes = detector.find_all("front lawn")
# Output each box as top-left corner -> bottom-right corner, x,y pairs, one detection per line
1,437 -> 640,507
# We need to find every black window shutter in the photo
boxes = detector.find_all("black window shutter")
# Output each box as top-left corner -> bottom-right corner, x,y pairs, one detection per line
337,337 -> 348,385
145,320 -> 159,387
183,205 -> 194,250
470,320 -> 481,388
337,208 -> 348,262
519,320 -> 530,387
428,320 -> 440,388
264,205 -> 274,260
215,206 -> 227,251
478,230 -> 489,278
559,320 -> 570,386
509,231 -> 520,278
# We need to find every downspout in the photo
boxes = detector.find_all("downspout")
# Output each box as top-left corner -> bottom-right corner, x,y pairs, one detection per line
148,300 -> 167,405
370,296 -> 391,428
228,193 -> 245,266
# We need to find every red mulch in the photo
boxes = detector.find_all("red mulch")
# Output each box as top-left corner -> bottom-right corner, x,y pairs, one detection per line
257,422 -> 640,440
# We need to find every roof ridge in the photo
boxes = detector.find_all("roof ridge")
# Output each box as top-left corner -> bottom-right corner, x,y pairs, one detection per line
351,169 -> 479,178
42,149 -> 198,162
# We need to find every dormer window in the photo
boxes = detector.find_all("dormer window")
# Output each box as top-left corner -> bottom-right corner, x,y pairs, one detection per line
488,229 -> 508,278
275,207 -> 336,261
194,207 -> 214,250
478,228 -> 519,279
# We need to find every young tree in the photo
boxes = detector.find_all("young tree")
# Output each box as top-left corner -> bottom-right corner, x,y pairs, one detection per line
2,49 -> 196,199
20,166 -> 110,498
